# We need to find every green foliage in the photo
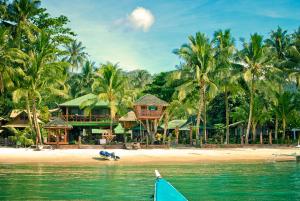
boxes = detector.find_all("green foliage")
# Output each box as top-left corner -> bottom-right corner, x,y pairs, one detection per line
7,127 -> 34,147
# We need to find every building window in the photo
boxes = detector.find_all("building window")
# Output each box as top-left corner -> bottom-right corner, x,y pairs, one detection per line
148,105 -> 157,111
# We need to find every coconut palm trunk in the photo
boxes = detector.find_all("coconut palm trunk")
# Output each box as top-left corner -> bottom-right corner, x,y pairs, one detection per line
246,79 -> 254,144
196,85 -> 204,145
224,88 -> 230,144
252,123 -> 257,143
25,95 -> 34,131
163,112 -> 169,144
275,115 -> 278,143
282,115 -> 286,142
203,87 -> 207,143
32,98 -> 42,145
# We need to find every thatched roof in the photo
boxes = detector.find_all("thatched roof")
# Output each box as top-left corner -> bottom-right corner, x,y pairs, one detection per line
9,109 -> 40,118
119,111 -> 137,122
134,94 -> 168,106
44,117 -> 72,129
10,110 -> 26,118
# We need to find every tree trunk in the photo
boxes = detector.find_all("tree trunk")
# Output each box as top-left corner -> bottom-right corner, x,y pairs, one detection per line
25,95 -> 34,132
246,79 -> 254,144
275,115 -> 278,143
189,125 -> 193,146
163,112 -> 169,144
282,116 -> 286,142
203,87 -> 207,143
260,130 -> 263,144
225,88 -> 230,144
175,126 -> 179,145
32,98 -> 42,145
195,85 -> 204,146
269,129 -> 272,144
252,123 -> 257,144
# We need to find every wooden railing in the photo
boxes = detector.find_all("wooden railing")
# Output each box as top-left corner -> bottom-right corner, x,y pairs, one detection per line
62,114 -> 111,122
137,110 -> 163,118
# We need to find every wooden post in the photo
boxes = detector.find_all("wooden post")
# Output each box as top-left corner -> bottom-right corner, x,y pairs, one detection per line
56,130 -> 59,148
66,107 -> 69,122
269,130 -> 272,144
260,130 -> 263,144
64,128 -> 67,143
48,129 -> 51,144
175,126 -> 179,145
189,125 -> 193,146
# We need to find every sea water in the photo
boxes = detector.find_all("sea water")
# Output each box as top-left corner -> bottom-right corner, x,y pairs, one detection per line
0,162 -> 299,201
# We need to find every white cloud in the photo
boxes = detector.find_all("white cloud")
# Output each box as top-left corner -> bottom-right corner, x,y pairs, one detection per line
114,7 -> 155,32
128,7 -> 155,31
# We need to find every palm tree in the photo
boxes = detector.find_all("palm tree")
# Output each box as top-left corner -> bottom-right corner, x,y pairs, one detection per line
174,32 -> 216,144
90,62 -> 124,133
238,33 -> 271,144
63,40 -> 87,72
282,28 -> 300,87
13,31 -> 68,145
69,60 -> 96,97
0,27 -> 15,93
213,29 -> 238,144
274,91 -> 297,141
6,0 -> 42,48
265,27 -> 290,61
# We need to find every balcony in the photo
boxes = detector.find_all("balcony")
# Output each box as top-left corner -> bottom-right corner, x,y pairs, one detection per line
62,114 -> 111,122
136,110 -> 163,119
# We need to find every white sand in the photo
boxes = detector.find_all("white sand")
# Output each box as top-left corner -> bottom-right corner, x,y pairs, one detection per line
0,147 -> 299,165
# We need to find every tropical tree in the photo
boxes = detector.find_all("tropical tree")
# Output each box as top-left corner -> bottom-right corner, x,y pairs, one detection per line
274,91 -> 298,141
68,60 -> 96,97
174,32 -> 216,144
5,0 -> 42,48
0,27 -> 14,93
213,29 -> 239,144
63,40 -> 87,72
238,33 -> 271,144
86,62 -> 124,133
13,31 -> 68,145
282,28 -> 300,86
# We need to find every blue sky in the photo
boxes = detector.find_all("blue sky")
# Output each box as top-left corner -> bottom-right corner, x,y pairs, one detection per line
43,0 -> 300,74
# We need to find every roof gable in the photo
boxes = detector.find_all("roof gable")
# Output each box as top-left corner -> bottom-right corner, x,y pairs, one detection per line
165,120 -> 187,129
44,117 -> 72,129
10,109 -> 26,118
134,94 -> 168,106
119,111 -> 137,122
59,93 -> 109,107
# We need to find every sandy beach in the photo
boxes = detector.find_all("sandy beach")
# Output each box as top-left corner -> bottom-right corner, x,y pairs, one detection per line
0,147 -> 299,165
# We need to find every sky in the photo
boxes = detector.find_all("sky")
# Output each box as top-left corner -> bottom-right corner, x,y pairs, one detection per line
43,0 -> 300,74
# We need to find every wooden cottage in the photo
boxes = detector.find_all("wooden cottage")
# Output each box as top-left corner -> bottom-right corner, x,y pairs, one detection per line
44,117 -> 72,145
2,110 -> 43,129
134,94 -> 168,120
134,94 -> 168,143
50,93 -> 118,144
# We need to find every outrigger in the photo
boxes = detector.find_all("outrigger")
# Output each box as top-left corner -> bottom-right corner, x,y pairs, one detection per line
154,170 -> 188,201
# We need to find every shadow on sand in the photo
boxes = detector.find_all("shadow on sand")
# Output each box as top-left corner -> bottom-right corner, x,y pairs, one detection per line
92,157 -> 109,161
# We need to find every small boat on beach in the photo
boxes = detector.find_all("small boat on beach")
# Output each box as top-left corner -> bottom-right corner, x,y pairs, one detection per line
154,170 -> 188,201
99,151 -> 120,161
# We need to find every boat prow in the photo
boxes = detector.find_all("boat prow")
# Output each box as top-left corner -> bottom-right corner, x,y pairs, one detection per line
154,170 -> 188,201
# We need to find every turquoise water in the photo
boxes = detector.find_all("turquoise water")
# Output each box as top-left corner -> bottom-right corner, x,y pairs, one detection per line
0,162 -> 299,200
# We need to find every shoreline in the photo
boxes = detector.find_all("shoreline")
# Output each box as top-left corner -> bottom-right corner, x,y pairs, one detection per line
0,147 -> 299,165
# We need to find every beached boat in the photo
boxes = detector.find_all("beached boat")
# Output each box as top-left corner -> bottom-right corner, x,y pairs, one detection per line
154,170 -> 188,201
99,151 -> 120,161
